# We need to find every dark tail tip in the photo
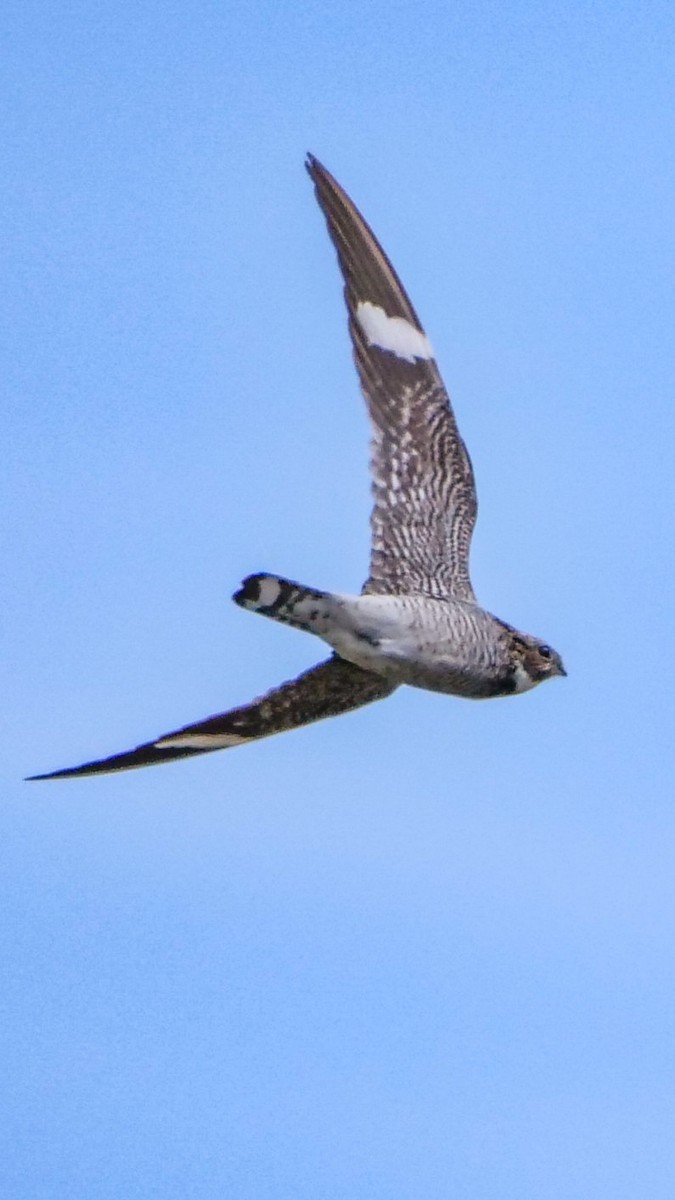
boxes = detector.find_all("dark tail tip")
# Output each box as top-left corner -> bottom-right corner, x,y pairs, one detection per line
233,573 -> 263,608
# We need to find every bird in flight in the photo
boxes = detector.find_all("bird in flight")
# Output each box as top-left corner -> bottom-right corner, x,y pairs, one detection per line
29,155 -> 565,780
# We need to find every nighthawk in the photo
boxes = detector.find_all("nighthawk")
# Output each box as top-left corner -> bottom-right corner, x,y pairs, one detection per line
29,155 -> 565,780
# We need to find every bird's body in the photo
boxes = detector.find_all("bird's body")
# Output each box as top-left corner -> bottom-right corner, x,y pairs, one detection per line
30,154 -> 565,781
234,573 -> 536,699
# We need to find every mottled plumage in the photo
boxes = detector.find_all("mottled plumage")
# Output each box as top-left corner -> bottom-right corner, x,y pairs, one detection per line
29,155 -> 564,781
28,657 -> 393,779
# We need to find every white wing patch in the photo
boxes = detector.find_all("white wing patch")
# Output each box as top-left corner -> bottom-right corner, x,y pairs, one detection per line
356,301 -> 434,363
154,733 -> 248,749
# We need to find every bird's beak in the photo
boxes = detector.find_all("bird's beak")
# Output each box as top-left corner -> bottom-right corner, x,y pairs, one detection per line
556,661 -> 567,678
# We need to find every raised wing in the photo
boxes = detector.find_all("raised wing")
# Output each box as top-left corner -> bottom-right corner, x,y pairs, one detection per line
27,656 -> 395,779
307,154 -> 478,603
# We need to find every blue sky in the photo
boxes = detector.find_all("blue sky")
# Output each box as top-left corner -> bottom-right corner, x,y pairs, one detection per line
4,1 -> 675,1196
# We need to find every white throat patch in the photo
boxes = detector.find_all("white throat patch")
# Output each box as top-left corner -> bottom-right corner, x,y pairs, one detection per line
356,301 -> 434,363
511,662 -> 538,694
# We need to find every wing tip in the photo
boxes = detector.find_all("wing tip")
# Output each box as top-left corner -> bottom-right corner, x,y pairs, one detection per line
25,763 -> 108,781
305,152 -> 337,193
25,768 -> 87,781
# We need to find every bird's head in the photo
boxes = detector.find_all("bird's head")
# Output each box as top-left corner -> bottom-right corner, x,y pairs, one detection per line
507,632 -> 567,693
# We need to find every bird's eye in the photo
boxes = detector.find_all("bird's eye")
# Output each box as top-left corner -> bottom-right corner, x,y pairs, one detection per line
539,645 -> 552,659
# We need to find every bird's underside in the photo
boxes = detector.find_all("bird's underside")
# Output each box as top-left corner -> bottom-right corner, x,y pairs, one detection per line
29,155 -> 563,780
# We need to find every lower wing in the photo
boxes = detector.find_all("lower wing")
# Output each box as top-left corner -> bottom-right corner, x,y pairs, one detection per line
27,656 -> 395,780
